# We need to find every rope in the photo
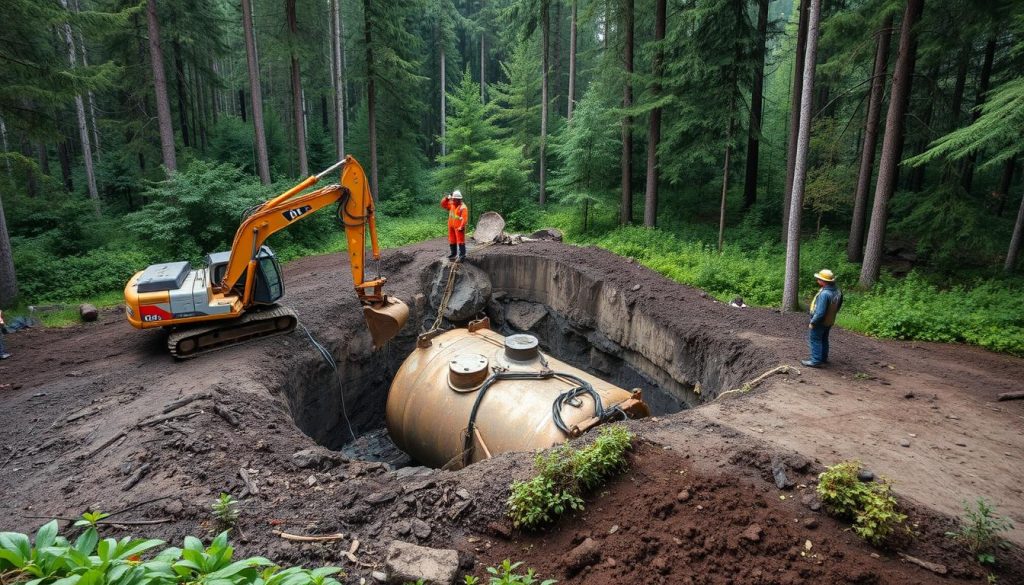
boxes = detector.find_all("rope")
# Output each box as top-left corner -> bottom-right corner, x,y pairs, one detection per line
298,321 -> 356,442
715,364 -> 798,401
425,262 -> 460,334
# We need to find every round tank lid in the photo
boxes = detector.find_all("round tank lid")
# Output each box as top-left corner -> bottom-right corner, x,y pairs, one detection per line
505,334 -> 540,361
449,353 -> 490,390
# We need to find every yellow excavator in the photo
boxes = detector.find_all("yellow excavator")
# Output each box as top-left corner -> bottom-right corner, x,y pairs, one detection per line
124,156 -> 409,358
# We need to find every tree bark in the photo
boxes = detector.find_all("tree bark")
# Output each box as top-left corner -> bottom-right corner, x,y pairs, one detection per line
782,0 -> 810,241
859,0 -> 924,289
440,42 -> 446,160
1007,173 -> 1024,273
996,156 -> 1015,216
961,36 -> 996,194
539,0 -> 549,204
0,116 -> 10,176
146,0 -> 177,173
620,0 -> 634,225
643,0 -> 666,227
907,64 -> 936,192
286,0 -> 308,178
847,14 -> 892,262
241,0 -> 270,184
60,0 -> 100,214
718,118 -> 734,251
743,0 -> 768,209
480,34 -> 486,103
172,42 -> 190,148
781,0 -> 822,312
567,0 -> 577,120
238,89 -> 247,122
331,0 -> 345,159
363,0 -> 378,199
0,191 -> 16,307
70,0 -> 101,160
58,140 -> 73,190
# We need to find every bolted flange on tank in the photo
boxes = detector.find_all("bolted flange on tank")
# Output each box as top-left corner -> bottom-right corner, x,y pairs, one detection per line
385,322 -> 650,469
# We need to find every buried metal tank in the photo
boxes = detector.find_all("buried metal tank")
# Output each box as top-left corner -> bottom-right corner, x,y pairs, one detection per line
385,321 -> 650,469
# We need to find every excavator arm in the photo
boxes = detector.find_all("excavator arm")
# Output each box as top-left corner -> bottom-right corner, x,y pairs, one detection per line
218,156 -> 408,347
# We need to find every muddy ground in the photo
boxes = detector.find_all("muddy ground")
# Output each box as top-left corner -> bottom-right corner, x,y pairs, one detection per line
1,238 -> 1023,584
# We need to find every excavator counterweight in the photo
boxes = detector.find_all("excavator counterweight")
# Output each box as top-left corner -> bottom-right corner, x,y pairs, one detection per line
124,156 -> 408,357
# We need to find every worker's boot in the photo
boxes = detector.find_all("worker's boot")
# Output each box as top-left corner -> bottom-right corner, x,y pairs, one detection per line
456,243 -> 467,263
446,244 -> 457,261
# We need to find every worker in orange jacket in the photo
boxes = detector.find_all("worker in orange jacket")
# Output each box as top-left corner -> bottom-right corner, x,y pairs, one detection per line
441,190 -> 468,262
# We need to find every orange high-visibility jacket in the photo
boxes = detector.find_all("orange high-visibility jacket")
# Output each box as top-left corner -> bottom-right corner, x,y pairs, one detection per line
441,196 -> 468,230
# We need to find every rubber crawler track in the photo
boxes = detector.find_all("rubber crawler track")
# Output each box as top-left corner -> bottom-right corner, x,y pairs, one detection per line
167,305 -> 298,358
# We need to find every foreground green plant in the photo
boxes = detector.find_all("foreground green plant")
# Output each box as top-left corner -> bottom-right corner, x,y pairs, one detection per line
948,498 -> 1014,565
0,514 -> 343,585
817,461 -> 907,546
507,426 -> 633,530
213,493 -> 240,531
464,560 -> 557,585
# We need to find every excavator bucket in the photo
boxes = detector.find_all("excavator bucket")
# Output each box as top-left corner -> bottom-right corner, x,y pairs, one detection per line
364,297 -> 410,348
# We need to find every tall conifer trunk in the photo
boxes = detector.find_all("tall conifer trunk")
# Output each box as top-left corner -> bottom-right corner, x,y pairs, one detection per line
782,0 -> 810,241
0,190 -> 16,307
60,0 -> 99,213
859,0 -> 925,289
743,0 -> 768,209
620,0 -> 634,225
539,0 -> 549,204
961,36 -> 996,193
331,0 -> 345,158
146,0 -> 177,173
567,0 -> 577,120
782,0 -> 822,312
643,0 -> 666,227
242,0 -> 270,183
848,15 -> 892,262
1007,170 -> 1024,273
287,0 -> 308,177
363,0 -> 379,199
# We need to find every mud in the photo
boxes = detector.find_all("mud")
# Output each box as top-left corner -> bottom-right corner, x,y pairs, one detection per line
1,238 -> 1023,584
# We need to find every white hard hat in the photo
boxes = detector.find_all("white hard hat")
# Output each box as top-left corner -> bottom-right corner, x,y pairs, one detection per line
452,190 -> 463,199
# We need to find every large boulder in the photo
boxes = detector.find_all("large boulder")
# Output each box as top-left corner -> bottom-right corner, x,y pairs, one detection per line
473,211 -> 506,243
385,541 -> 460,585
422,261 -> 492,323
528,228 -> 563,242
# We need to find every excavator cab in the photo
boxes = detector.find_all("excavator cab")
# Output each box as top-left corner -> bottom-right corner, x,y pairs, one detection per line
206,247 -> 284,305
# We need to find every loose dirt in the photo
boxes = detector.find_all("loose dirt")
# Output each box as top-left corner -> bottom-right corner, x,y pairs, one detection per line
1,238 -> 1022,584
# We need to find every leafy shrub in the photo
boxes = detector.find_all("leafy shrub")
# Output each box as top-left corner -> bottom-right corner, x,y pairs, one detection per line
212,493 -> 240,531
948,498 -> 1014,565
817,461 -> 907,546
463,560 -> 557,585
0,517 -> 343,585
507,426 -> 633,530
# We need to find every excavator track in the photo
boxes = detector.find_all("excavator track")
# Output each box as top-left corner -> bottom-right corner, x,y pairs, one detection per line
167,306 -> 298,359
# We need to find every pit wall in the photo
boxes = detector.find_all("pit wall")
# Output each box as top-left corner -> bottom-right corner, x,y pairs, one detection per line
473,253 -> 764,404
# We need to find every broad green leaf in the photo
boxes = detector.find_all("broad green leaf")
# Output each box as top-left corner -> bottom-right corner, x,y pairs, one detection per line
34,521 -> 59,550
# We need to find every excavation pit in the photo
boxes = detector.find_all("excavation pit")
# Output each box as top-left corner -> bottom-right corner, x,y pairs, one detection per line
277,252 -> 772,467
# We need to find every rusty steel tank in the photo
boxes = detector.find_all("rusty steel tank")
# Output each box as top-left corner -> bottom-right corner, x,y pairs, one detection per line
385,321 -> 650,469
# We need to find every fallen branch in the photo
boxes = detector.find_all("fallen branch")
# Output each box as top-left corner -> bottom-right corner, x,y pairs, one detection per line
273,531 -> 345,542
897,552 -> 947,575
716,365 -> 798,401
106,495 -> 174,519
162,393 -> 212,414
997,391 -> 1024,402
213,404 -> 240,427
121,463 -> 151,491
239,468 -> 259,496
21,515 -> 174,526
137,410 -> 199,428
83,431 -> 127,460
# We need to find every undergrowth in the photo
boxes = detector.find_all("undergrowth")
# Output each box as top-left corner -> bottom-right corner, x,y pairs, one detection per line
507,426 -> 633,530
816,461 -> 907,546
0,513 -> 343,585
948,498 -> 1015,565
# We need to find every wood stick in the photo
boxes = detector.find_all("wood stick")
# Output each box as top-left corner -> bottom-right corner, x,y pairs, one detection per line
121,463 -> 151,491
273,531 -> 345,542
897,552 -> 947,575
214,404 -> 240,427
107,495 -> 174,518
162,392 -> 212,414
997,391 -> 1024,402
83,431 -> 127,459
137,410 -> 199,428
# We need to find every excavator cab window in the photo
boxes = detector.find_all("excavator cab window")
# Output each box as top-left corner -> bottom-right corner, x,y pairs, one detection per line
252,247 -> 284,304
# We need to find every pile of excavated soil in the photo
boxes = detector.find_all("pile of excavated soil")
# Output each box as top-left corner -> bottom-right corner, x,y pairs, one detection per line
1,238 -> 1023,584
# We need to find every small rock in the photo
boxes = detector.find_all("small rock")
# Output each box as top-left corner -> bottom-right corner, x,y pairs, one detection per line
162,499 -> 184,516
292,447 -> 343,470
609,524 -> 619,534
676,490 -> 691,503
485,522 -> 511,539
411,519 -> 431,540
899,439 -> 911,448
456,488 -> 471,500
79,304 -> 99,322
365,490 -> 398,505
803,517 -> 819,529
385,541 -> 459,585
371,571 -> 387,583
652,556 -> 669,575
565,538 -> 601,575
631,284 -> 641,292
740,524 -> 762,543
305,475 -> 317,486
771,456 -> 794,489
903,391 -> 915,399
605,558 -> 617,568
857,469 -> 875,482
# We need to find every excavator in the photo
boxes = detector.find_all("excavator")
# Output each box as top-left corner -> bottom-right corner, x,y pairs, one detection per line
124,156 -> 409,358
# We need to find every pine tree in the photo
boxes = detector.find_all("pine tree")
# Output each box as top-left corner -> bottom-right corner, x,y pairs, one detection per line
146,0 -> 177,173
242,0 -> 271,184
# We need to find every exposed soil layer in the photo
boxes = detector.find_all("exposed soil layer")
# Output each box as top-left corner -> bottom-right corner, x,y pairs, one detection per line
1,238 -> 1023,584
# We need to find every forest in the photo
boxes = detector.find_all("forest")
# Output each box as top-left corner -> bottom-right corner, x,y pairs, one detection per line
1,0 -> 1022,354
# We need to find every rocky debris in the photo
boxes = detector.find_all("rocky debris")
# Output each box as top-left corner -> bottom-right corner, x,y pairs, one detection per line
371,571 -> 387,582
565,538 -> 601,575
505,301 -> 548,332
424,261 -> 492,322
770,456 -> 794,489
857,468 -> 875,482
292,447 -> 344,470
529,228 -> 563,242
411,518 -> 432,540
486,522 -> 511,539
385,541 -> 459,585
740,524 -> 762,543
803,517 -> 819,529
651,556 -> 670,575
677,489 -> 691,503
365,490 -> 398,505
79,304 -> 99,322
899,438 -> 911,448
473,212 -> 506,244
801,494 -> 822,512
